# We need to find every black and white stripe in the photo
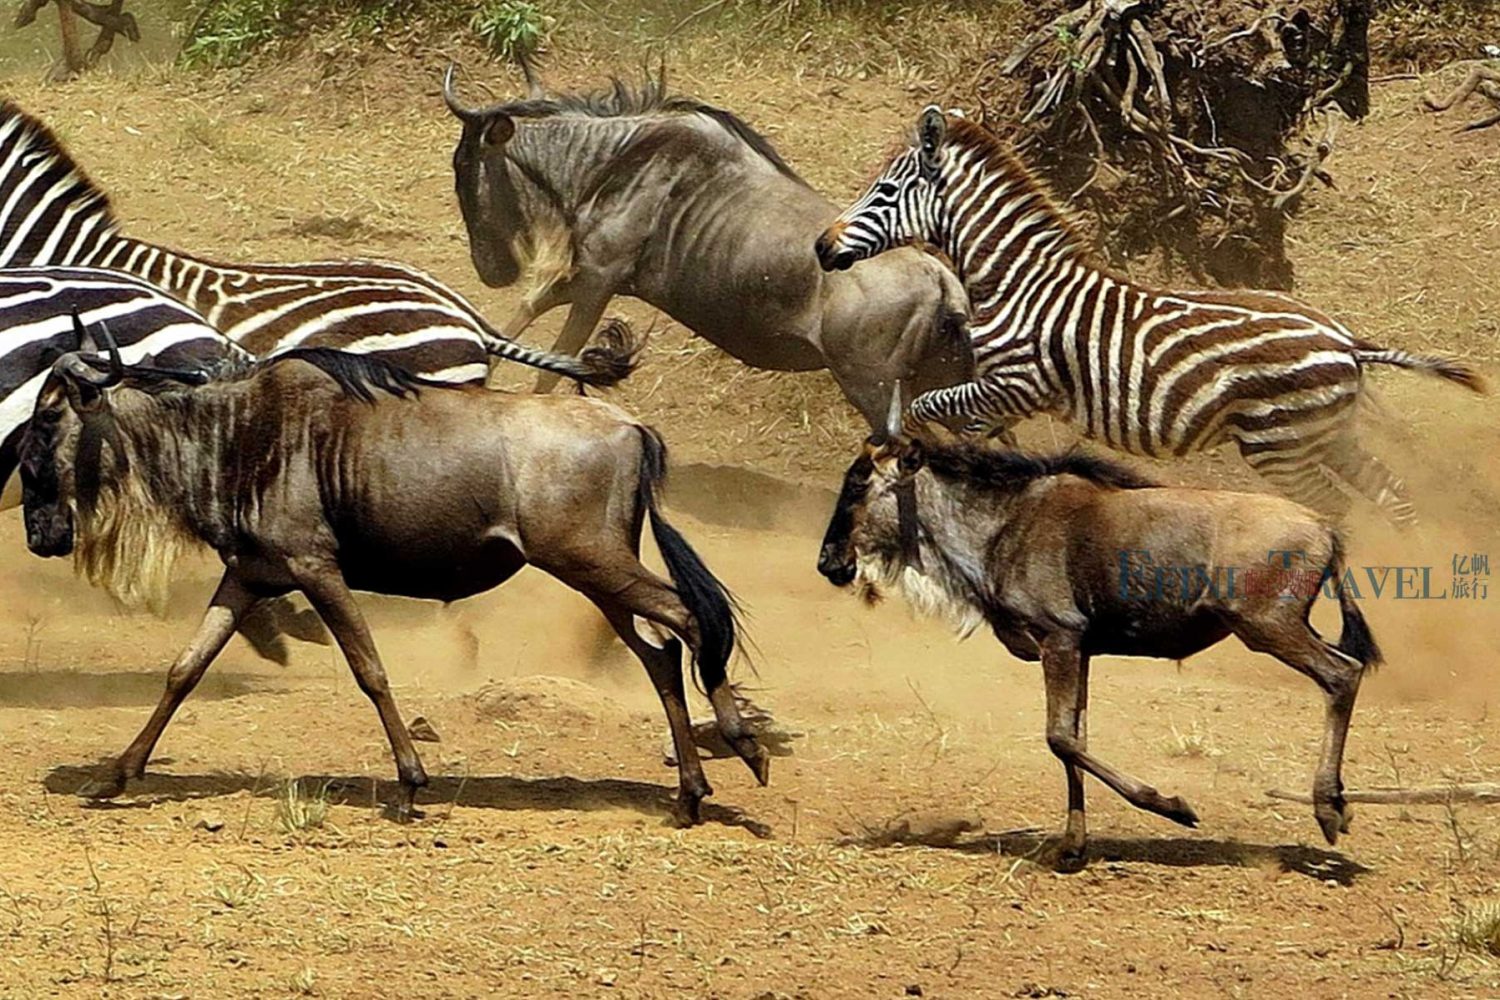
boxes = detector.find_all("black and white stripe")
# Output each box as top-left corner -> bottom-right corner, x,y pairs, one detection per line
0,101 -> 613,387
823,108 -> 1484,525
0,267 -> 245,505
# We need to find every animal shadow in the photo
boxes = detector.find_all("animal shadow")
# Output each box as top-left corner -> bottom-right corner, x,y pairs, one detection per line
989,828 -> 1367,884
44,764 -> 771,838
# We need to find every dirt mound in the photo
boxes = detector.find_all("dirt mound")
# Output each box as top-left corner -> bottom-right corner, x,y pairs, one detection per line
469,675 -> 625,727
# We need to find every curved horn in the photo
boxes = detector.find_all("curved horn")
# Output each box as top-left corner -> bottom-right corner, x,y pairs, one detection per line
885,380 -> 904,438
67,310 -> 125,387
517,49 -> 544,100
53,351 -> 119,388
443,63 -> 483,124
95,320 -> 124,379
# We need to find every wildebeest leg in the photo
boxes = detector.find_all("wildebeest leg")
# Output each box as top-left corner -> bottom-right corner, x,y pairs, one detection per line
533,293 -> 609,394
80,572 -> 259,799
1232,619 -> 1364,844
1040,634 -> 1200,841
589,597 -> 711,826
291,562 -> 429,819
1039,634 -> 1088,865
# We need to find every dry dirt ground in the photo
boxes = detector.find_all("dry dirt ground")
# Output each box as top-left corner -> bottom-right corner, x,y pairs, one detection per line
0,43 -> 1498,1000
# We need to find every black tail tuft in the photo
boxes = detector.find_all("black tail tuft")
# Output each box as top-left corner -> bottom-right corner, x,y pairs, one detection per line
578,317 -> 647,388
635,427 -> 740,693
1330,535 -> 1382,670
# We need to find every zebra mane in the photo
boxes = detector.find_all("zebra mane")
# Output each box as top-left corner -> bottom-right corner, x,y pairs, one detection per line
0,100 -> 120,230
942,117 -> 1090,259
923,443 -> 1157,493
489,78 -> 807,187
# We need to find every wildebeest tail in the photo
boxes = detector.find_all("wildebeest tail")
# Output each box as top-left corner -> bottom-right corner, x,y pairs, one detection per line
479,316 -> 644,388
635,426 -> 739,692
1355,341 -> 1486,394
1329,534 -> 1382,670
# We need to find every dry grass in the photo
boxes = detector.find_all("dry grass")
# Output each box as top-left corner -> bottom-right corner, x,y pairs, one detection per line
1449,899 -> 1500,958
1162,720 -> 1223,760
275,778 -> 332,835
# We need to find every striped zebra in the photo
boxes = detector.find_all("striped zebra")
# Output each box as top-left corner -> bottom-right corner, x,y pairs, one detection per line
0,101 -> 631,388
814,107 -> 1484,526
0,266 -> 245,508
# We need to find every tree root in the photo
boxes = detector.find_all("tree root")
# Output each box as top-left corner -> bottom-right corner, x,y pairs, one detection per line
1423,64 -> 1500,133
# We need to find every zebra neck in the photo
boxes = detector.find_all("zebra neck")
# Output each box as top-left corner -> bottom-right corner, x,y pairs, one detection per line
91,235 -> 230,320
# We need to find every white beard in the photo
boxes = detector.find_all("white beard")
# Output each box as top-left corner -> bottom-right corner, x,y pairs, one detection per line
855,550 -> 984,639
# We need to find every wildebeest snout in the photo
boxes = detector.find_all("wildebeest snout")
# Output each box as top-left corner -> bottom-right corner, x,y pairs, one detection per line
817,540 -> 856,586
24,504 -> 73,558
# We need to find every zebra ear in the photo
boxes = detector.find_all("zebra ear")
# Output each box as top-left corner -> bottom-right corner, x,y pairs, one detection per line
917,106 -> 945,180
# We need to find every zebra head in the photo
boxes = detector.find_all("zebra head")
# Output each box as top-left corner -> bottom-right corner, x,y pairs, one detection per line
815,106 -> 953,272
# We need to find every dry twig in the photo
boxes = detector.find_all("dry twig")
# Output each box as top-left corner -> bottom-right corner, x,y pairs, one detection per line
1266,784 -> 1500,806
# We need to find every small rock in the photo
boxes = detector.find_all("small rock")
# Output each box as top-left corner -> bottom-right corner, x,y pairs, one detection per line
408,716 -> 441,743
906,986 -> 924,997
194,812 -> 225,833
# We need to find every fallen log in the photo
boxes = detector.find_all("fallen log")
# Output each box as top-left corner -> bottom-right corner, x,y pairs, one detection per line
1266,784 -> 1500,806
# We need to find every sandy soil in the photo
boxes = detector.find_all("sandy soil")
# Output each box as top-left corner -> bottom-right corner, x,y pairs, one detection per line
0,41 -> 1498,1000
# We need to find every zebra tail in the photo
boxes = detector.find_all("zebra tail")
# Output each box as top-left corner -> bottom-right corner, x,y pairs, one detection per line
478,318 -> 645,388
1355,343 -> 1487,394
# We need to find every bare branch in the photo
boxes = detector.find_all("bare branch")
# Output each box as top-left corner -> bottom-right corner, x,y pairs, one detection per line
1267,784 -> 1500,806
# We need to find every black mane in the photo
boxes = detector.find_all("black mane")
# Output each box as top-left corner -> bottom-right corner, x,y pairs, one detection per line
490,78 -> 807,186
266,348 -> 431,402
923,443 -> 1157,492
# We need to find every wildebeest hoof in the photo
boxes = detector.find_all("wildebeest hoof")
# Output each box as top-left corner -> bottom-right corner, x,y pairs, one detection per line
77,770 -> 127,800
1339,803 -> 1354,834
669,793 -> 704,828
735,738 -> 771,786
1044,836 -> 1089,873
1162,795 -> 1199,828
1315,803 -> 1343,846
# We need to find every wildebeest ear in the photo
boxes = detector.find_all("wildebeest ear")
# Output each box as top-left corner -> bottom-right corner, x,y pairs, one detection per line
917,106 -> 946,178
480,113 -> 515,147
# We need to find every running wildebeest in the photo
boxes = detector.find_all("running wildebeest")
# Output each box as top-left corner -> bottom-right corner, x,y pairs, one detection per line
816,407 -> 1380,866
441,65 -> 973,429
20,320 -> 769,824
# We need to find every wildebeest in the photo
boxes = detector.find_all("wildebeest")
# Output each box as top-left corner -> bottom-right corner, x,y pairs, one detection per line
441,66 -> 972,429
816,416 -> 1379,866
21,321 -> 769,824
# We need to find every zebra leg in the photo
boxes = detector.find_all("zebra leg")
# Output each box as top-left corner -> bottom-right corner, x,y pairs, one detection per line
1323,439 -> 1417,528
1238,440 -> 1352,519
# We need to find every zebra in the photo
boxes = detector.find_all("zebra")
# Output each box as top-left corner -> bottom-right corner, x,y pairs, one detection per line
814,106 -> 1485,526
0,100 -> 632,389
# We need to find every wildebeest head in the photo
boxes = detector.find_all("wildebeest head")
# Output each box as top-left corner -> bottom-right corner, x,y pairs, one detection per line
21,316 -> 129,558
817,431 -> 927,588
444,65 -> 529,288
814,106 -> 953,273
